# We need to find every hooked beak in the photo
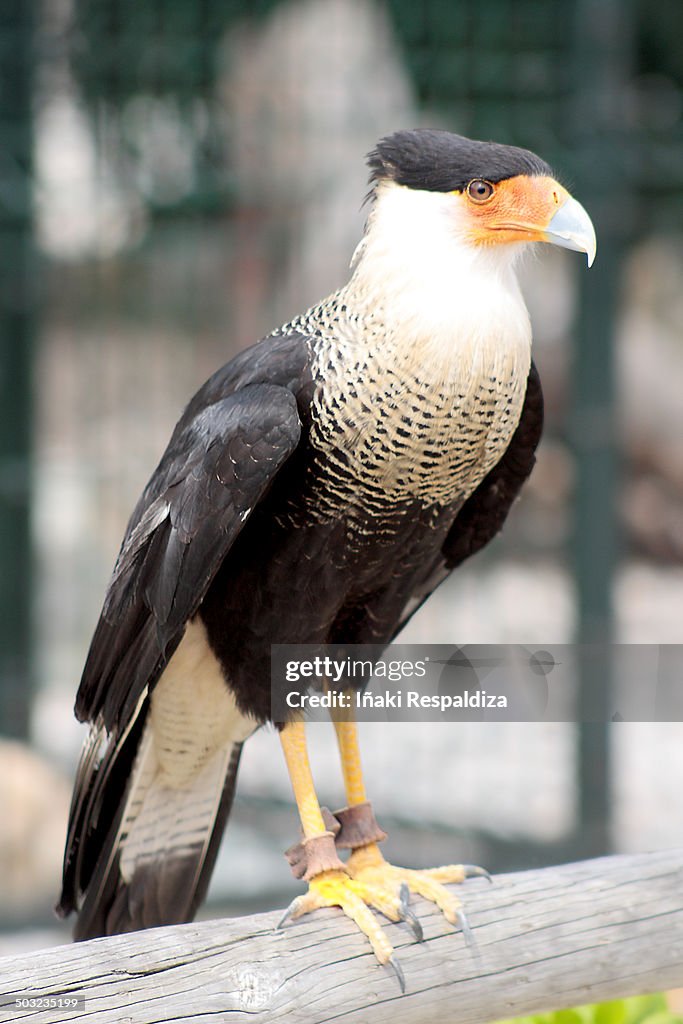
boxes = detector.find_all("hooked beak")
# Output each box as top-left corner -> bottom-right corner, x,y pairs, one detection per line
464,174 -> 596,267
543,196 -> 597,267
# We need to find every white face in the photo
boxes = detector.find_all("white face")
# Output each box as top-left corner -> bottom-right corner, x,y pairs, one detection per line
344,166 -> 593,360
347,181 -> 532,354
361,178 -> 528,270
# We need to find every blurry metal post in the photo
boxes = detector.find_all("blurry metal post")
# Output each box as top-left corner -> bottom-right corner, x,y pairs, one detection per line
0,0 -> 35,739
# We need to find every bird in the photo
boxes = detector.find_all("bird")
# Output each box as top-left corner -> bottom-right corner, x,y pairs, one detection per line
56,128 -> 595,983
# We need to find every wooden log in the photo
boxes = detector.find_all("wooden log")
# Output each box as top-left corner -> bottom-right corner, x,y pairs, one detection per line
1,848 -> 682,1024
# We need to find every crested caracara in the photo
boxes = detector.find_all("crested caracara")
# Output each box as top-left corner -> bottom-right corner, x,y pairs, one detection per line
57,129 -> 595,986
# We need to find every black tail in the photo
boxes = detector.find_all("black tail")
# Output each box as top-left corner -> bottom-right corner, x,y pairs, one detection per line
57,705 -> 244,939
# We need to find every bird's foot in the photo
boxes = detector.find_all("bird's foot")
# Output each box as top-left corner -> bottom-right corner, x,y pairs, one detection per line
345,841 -> 490,937
279,865 -> 420,990
278,844 -> 489,990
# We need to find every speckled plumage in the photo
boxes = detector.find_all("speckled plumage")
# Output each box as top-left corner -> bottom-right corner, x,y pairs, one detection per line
58,129 -> 547,943
292,295 -> 529,516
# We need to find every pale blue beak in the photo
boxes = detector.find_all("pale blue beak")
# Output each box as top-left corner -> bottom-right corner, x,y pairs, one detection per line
544,196 -> 597,267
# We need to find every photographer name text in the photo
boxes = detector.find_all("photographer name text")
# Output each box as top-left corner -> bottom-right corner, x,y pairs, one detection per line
285,689 -> 507,711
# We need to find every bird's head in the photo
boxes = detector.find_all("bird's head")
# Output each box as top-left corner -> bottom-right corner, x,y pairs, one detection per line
364,129 -> 596,269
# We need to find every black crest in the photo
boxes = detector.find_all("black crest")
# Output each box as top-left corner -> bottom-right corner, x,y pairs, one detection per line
367,129 -> 553,192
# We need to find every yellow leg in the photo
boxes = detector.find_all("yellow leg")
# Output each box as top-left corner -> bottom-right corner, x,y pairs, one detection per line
279,717 -> 404,979
331,710 -> 387,874
279,712 -> 489,987
331,713 -> 367,807
330,702 -> 490,931
279,719 -> 328,838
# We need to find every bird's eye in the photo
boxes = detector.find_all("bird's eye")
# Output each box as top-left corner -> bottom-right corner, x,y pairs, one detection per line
466,179 -> 494,203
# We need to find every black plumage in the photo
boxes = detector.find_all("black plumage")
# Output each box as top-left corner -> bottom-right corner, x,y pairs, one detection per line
368,128 -> 552,192
57,128 -> 547,941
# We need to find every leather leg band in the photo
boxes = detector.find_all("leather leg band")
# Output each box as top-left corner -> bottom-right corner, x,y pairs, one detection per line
284,802 -> 386,879
285,807 -> 344,880
333,801 -> 387,849
285,831 -> 347,881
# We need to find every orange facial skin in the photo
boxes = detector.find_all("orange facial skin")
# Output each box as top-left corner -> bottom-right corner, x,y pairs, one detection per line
458,174 -> 571,248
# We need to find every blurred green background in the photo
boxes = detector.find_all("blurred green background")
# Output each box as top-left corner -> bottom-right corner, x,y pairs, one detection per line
1,0 -> 682,951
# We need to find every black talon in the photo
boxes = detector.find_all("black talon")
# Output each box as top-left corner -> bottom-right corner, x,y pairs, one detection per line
399,903 -> 423,941
455,907 -> 475,947
398,883 -> 423,941
455,907 -> 483,966
463,864 -> 492,883
277,899 -> 300,929
386,954 -> 406,994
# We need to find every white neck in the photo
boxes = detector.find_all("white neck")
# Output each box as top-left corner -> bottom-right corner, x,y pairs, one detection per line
342,181 -> 532,368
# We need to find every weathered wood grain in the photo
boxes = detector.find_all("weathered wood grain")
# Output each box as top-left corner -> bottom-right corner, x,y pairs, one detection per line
1,849 -> 681,1024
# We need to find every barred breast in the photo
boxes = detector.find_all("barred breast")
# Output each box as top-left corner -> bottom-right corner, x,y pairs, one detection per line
286,295 -> 531,522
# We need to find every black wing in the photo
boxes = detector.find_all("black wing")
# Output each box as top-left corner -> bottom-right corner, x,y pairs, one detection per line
77,332 -> 310,732
58,332 -> 309,924
78,383 -> 302,730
